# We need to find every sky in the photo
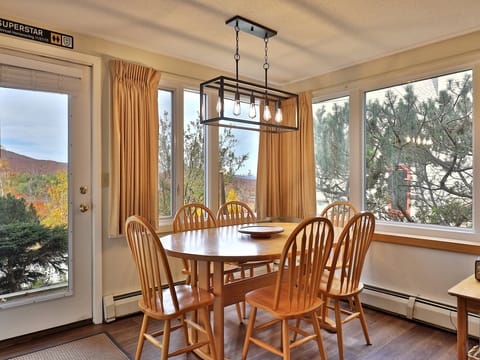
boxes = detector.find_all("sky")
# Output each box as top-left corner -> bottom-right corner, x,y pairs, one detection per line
0,87 -> 68,163
1,86 -> 259,173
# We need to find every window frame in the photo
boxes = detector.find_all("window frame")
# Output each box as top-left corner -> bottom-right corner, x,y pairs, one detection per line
312,56 -> 480,246
156,76 -> 220,232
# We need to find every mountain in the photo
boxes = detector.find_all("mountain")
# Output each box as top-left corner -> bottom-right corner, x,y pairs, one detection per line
0,148 -> 67,175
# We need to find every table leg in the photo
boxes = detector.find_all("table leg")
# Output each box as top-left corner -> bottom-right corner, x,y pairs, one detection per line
457,297 -> 467,360
212,261 -> 225,360
191,260 -> 215,359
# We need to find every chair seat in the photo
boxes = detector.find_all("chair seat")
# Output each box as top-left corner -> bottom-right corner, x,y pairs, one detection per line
140,284 -> 214,319
319,275 -> 364,298
246,285 -> 324,318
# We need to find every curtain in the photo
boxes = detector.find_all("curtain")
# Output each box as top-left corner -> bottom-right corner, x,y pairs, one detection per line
109,60 -> 161,235
256,91 -> 316,220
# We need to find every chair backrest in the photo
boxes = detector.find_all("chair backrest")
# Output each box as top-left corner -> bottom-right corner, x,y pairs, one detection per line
273,217 -> 334,311
328,211 -> 375,294
216,200 -> 256,226
173,203 -> 217,232
125,215 -> 178,313
320,201 -> 358,227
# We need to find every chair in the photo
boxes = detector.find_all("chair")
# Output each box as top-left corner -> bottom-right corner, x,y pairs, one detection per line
125,215 -> 217,360
242,217 -> 334,360
173,203 -> 242,321
216,201 -> 274,320
320,201 -> 358,228
321,201 -> 358,273
173,203 -> 218,285
318,211 -> 375,360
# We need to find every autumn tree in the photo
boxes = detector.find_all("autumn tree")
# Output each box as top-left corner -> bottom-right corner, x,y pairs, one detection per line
42,170 -> 68,227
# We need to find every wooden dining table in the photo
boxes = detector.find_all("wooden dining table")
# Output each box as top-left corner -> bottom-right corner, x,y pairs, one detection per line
160,221 -> 301,359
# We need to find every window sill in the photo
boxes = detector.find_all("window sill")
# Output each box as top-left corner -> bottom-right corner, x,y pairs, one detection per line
373,232 -> 480,255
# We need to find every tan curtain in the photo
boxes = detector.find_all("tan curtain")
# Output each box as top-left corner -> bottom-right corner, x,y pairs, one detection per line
109,60 -> 161,235
256,91 -> 316,220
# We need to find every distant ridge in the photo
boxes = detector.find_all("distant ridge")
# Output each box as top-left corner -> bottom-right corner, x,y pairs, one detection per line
0,148 -> 67,175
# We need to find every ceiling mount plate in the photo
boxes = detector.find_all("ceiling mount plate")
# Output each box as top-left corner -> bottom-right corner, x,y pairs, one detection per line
226,15 -> 277,39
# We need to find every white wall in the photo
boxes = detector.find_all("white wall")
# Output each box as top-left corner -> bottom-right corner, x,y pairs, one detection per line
363,242 -> 475,307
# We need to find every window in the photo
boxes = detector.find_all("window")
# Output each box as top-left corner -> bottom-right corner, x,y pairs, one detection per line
312,96 -> 350,213
219,126 -> 258,210
158,89 -> 173,217
365,69 -> 473,228
183,89 -> 205,204
157,83 -> 260,224
0,88 -> 69,298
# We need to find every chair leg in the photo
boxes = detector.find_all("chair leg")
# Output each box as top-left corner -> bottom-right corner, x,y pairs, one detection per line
281,319 -> 291,360
180,314 -> 190,346
235,303 -> 244,324
199,307 -> 217,360
135,314 -> 149,360
242,306 -> 257,360
311,311 -> 327,360
355,294 -> 372,345
161,319 -> 171,360
334,299 -> 345,360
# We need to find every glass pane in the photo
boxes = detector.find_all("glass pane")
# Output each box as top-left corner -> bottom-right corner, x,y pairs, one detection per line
158,89 -> 173,218
183,90 -> 205,204
312,96 -> 350,213
219,122 -> 258,211
365,70 -> 473,228
0,87 -> 69,299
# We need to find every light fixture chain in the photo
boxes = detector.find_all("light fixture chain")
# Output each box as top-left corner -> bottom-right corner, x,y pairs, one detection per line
264,36 -> 269,100
234,25 -> 240,81
264,36 -> 269,71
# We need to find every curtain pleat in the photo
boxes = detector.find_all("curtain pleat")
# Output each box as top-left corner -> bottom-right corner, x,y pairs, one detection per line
109,60 -> 161,235
256,92 -> 316,220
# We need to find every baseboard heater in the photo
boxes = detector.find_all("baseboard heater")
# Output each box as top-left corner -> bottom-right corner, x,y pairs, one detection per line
103,282 -> 480,336
103,281 -> 186,323
361,284 -> 480,337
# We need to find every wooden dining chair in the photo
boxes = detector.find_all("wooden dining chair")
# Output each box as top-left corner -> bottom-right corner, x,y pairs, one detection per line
172,203 -> 218,285
125,215 -> 217,360
321,200 -> 358,274
216,200 -> 274,321
173,203 -> 242,321
242,217 -> 334,360
320,200 -> 358,227
318,211 -> 375,360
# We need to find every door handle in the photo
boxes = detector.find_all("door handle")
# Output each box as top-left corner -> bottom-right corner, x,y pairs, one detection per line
79,203 -> 89,213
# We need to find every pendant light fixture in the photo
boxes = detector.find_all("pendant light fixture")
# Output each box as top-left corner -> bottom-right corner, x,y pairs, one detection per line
200,15 -> 299,133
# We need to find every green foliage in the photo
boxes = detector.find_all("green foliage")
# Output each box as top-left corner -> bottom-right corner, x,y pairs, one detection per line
0,195 -> 68,295
317,71 -> 473,227
219,127 -> 249,186
183,117 -> 205,204
158,110 -> 172,216
0,194 -> 38,225
158,105 -> 249,211
314,101 -> 350,203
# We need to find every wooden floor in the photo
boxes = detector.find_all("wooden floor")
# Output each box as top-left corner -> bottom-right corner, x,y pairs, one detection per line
0,304 -> 463,359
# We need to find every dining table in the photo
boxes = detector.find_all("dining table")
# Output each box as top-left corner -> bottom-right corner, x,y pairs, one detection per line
160,221 -> 301,359
161,220 -> 343,359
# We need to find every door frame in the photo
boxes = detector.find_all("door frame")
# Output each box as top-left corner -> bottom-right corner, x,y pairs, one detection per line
0,34 -> 103,324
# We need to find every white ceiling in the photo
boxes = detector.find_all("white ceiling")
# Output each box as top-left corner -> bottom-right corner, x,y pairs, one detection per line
2,0 -> 480,85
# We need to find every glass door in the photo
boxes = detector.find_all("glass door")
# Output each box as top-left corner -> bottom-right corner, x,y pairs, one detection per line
0,50 -> 93,339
